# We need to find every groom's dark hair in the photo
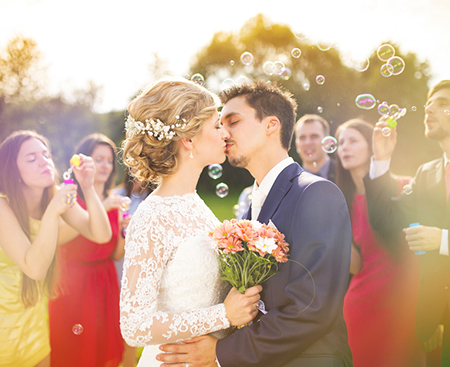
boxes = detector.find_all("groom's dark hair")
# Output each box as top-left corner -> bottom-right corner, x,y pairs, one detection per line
219,80 -> 298,150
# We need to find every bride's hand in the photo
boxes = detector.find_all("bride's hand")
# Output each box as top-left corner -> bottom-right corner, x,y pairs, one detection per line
223,285 -> 262,326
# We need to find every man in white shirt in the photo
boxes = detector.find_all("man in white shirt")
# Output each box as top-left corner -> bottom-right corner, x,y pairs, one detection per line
364,80 -> 450,364
157,80 -> 353,366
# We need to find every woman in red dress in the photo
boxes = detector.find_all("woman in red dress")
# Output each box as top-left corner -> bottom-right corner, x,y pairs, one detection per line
49,134 -> 125,367
335,119 -> 426,367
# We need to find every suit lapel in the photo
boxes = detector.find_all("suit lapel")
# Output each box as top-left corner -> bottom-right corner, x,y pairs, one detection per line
257,163 -> 302,224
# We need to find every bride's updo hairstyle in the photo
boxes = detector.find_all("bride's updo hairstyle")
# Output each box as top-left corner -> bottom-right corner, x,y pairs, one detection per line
122,77 -> 219,183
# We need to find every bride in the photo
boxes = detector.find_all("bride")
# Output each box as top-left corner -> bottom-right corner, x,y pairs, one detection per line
120,77 -> 262,366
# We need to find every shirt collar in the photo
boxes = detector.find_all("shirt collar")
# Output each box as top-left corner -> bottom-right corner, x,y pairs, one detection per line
253,157 -> 295,197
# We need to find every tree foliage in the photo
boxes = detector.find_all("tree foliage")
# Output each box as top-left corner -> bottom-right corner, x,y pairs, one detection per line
189,14 -> 441,194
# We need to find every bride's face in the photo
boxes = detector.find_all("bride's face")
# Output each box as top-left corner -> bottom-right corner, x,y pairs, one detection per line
192,110 -> 229,165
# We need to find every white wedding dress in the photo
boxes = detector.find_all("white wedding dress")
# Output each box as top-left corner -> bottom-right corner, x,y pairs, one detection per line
120,193 -> 231,366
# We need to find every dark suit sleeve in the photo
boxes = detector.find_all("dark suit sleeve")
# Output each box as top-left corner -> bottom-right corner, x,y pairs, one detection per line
216,180 -> 352,367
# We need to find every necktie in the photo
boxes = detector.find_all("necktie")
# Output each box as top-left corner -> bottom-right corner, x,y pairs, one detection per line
445,162 -> 450,201
251,189 -> 266,220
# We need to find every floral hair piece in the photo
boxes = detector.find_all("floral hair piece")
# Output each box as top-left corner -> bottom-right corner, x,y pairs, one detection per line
125,115 -> 187,141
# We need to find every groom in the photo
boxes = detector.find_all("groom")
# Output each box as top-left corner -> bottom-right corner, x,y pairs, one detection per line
158,80 -> 353,366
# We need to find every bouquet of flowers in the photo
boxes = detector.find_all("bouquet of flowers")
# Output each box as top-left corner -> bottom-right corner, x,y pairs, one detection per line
210,219 -> 289,294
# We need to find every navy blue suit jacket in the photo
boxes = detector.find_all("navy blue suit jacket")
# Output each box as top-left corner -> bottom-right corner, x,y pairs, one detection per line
216,163 -> 353,367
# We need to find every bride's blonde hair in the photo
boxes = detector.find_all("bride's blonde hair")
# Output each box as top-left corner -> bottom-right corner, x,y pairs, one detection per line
122,77 -> 219,183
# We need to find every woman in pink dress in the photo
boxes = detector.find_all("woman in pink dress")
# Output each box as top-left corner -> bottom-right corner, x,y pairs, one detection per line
49,134 -> 125,367
335,118 -> 426,367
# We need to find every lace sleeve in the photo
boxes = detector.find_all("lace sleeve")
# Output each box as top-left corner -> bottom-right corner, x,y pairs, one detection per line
119,201 -> 230,347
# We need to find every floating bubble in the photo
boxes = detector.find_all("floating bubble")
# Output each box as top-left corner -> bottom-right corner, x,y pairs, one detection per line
303,82 -> 310,91
215,183 -> 229,198
221,78 -> 235,90
403,184 -> 413,195
381,127 -> 392,137
445,110 -> 450,116
291,48 -> 302,58
120,197 -> 131,211
389,104 -> 399,115
191,73 -> 204,85
230,60 -> 235,66
337,103 -> 340,107
272,61 -> 285,75
236,75 -> 250,85
294,32 -> 308,41
380,63 -> 394,77
317,106 -> 323,113
208,164 -> 223,180
377,44 -> 395,61
387,56 -> 405,75
412,106 -> 417,111
414,71 -> 422,79
262,61 -> 274,75
280,67 -> 292,80
378,102 -> 390,115
321,136 -> 338,153
240,52 -> 253,66
353,58 -> 370,72
355,94 -> 376,110
72,324 -> 84,335
313,161 -> 317,168
317,43 -> 331,51
316,75 -> 325,85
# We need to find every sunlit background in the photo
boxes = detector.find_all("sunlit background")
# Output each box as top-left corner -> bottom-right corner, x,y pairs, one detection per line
1,0 -> 449,217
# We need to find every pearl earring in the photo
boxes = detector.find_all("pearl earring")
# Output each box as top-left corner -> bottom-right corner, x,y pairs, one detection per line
189,150 -> 193,159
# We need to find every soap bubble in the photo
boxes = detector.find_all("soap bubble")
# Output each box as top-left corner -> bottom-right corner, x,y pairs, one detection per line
191,73 -> 204,85
317,43 -> 331,51
378,103 -> 390,115
208,164 -> 223,179
221,78 -> 235,90
321,136 -> 338,153
353,58 -> 370,72
377,44 -> 395,61
72,324 -> 84,335
317,106 -> 323,113
355,94 -> 376,110
262,61 -> 274,75
380,63 -> 394,77
303,82 -> 310,91
280,67 -> 292,80
445,110 -> 450,116
291,48 -> 302,58
230,60 -> 235,66
316,75 -> 325,85
120,197 -> 131,211
387,56 -> 405,75
412,106 -> 417,112
381,127 -> 392,137
403,184 -> 413,195
215,183 -> 229,198
389,104 -> 399,115
272,61 -> 285,75
240,52 -> 254,66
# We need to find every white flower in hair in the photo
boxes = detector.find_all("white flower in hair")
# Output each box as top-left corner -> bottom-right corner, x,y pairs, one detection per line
125,115 -> 187,140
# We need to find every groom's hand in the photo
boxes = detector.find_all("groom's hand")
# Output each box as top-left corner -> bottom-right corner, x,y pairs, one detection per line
157,335 -> 218,367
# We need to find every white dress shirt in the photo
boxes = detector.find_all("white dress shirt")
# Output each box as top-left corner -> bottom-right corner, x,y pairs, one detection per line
251,157 -> 295,220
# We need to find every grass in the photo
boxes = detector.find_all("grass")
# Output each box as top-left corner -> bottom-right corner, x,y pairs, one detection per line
198,188 -> 241,222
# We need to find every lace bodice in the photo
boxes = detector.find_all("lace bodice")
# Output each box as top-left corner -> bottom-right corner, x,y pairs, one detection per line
120,193 -> 231,347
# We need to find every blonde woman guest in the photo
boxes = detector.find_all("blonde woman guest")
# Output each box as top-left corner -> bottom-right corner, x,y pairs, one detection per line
120,77 -> 262,366
0,130 -> 111,367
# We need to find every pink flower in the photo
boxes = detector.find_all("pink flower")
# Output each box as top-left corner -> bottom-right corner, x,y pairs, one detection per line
220,235 -> 244,254
211,220 -> 236,241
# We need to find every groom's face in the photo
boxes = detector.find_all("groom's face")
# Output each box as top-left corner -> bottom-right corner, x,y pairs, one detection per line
221,96 -> 266,168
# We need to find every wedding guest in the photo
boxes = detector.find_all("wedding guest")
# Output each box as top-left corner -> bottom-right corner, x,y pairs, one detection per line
120,76 -> 261,366
0,130 -> 111,367
49,133 -> 124,367
335,118 -> 426,366
294,114 -> 336,182
112,167 -> 152,367
365,80 -> 450,364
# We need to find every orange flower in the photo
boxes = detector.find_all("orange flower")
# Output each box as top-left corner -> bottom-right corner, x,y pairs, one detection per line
220,235 -> 244,254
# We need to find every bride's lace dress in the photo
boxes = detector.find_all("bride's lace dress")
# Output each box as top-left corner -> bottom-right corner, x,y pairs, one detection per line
120,193 -> 231,366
